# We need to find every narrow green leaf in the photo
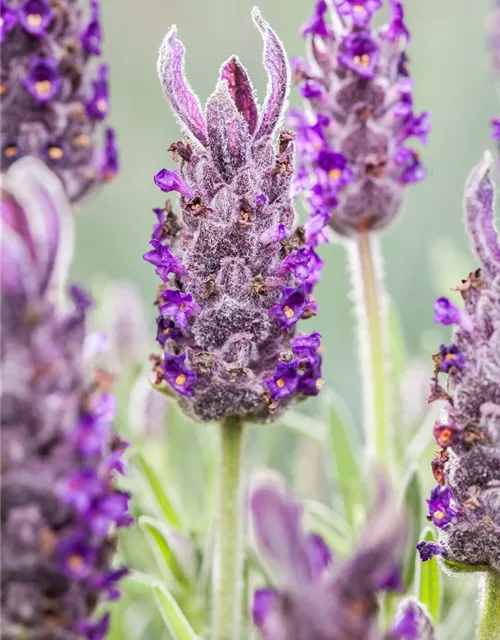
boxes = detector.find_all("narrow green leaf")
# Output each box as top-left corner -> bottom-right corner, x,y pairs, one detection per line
415,527 -> 442,623
401,467 -> 422,591
139,516 -> 190,588
325,389 -> 363,527
136,453 -> 183,528
152,582 -> 198,640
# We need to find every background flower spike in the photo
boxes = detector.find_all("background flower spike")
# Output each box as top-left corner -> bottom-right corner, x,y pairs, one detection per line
1,0 -> 119,204
1,159 -> 131,639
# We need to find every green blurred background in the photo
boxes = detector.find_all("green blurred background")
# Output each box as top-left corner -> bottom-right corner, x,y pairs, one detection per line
74,0 -> 496,424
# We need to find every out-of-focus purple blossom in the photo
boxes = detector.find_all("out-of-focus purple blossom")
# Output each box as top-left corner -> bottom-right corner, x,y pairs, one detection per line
100,127 -> 119,182
86,64 -> 110,121
128,371 -> 170,438
292,0 -> 429,237
251,477 -> 433,639
1,0 -> 119,203
23,56 -> 61,105
1,2 -> 18,42
389,599 -> 435,640
422,154 -> 500,572
1,159 -> 130,637
144,8 -> 323,422
18,0 -> 54,37
81,0 -> 102,55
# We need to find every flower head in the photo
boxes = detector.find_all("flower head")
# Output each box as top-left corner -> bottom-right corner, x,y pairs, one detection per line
422,152 -> 500,571
292,0 -> 429,237
1,159 -> 130,637
251,476 -> 432,639
1,0 -> 118,202
144,9 -> 323,422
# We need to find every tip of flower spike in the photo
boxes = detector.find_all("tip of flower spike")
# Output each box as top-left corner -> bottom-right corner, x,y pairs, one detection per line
251,6 -> 263,23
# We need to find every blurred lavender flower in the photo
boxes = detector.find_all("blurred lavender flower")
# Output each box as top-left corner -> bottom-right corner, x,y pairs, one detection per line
488,1 -> 500,160
290,0 -> 430,237
250,477 -> 434,639
1,158 -> 131,639
424,152 -> 500,570
144,8 -> 323,422
98,280 -> 150,372
1,0 -> 118,204
128,372 -> 169,439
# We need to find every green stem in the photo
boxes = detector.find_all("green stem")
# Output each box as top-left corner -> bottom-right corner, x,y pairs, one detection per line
349,233 -> 392,469
212,417 -> 245,640
477,571 -> 500,640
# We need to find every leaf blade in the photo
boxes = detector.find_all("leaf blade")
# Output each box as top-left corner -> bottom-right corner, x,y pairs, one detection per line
152,582 -> 198,640
139,515 -> 190,589
415,527 -> 442,623
136,452 -> 183,528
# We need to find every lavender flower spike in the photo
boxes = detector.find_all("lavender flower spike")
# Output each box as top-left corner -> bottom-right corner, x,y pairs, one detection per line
251,476 -> 435,639
424,152 -> 500,571
1,158 -> 131,638
291,0 -> 430,236
146,8 -> 323,422
1,0 -> 119,203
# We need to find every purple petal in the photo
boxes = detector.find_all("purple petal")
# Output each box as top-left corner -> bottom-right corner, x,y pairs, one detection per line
157,27 -> 208,148
206,80 -> 250,182
252,8 -> 290,141
250,487 -> 312,583
305,533 -> 331,580
465,151 -> 500,276
220,56 -> 258,135
252,588 -> 278,628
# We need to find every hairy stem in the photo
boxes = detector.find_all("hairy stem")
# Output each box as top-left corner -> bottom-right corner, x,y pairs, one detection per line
477,571 -> 500,640
212,417 -> 245,640
348,233 -> 392,470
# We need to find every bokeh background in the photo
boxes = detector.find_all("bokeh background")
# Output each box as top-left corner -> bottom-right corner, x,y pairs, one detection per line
74,0 -> 497,427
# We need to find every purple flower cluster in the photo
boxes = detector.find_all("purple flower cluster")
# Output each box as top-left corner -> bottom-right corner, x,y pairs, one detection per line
250,478 -> 435,640
1,158 -> 130,639
143,9 -> 323,422
290,0 -> 430,237
1,0 -> 118,203
423,153 -> 500,570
